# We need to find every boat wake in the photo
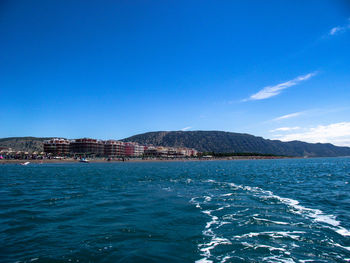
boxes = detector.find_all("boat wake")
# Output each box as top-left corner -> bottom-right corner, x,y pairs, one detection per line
190,179 -> 350,262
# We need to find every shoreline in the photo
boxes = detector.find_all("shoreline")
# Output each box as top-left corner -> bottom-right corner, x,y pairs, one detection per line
1,156 -> 296,164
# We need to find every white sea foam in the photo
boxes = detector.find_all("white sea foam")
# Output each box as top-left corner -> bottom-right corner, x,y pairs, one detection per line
203,179 -> 216,183
262,255 -> 296,263
234,231 -> 305,241
195,205 -> 232,262
228,182 -> 241,189
194,178 -> 350,262
267,195 -> 340,226
254,244 -> 286,252
241,241 -> 254,248
253,217 -> 289,225
329,239 -> 350,252
222,208 -> 249,221
195,258 -> 213,263
216,221 -> 231,228
215,179 -> 350,238
190,197 -> 202,209
221,255 -> 232,262
215,205 -> 231,211
204,196 -> 212,202
234,232 -> 260,238
205,215 -> 218,229
199,236 -> 232,253
263,193 -> 350,236
335,226 -> 350,236
220,193 -> 233,197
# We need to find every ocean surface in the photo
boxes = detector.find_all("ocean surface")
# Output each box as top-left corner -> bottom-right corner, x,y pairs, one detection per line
1,158 -> 350,263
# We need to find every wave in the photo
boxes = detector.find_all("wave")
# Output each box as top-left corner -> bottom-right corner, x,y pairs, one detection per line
252,217 -> 289,225
234,231 -> 305,241
190,197 -> 232,263
262,255 -> 296,263
192,178 -> 350,262
241,242 -> 287,252
204,179 -> 350,237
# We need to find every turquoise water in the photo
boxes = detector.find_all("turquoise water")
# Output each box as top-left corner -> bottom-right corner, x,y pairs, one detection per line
1,158 -> 350,262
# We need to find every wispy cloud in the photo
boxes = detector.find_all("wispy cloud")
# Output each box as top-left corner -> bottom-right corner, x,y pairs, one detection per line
273,122 -> 350,147
329,18 -> 350,36
330,26 -> 342,35
181,126 -> 192,131
244,72 -> 317,101
269,126 -> 300,132
273,111 -> 304,121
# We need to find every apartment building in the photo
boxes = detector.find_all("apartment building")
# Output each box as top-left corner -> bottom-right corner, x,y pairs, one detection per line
70,138 -> 104,156
124,142 -> 144,157
43,138 -> 198,157
43,138 -> 71,156
104,140 -> 125,157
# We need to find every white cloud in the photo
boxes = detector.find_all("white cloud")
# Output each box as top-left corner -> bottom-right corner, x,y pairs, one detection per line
330,26 -> 342,35
273,122 -> 350,147
181,126 -> 192,131
273,111 -> 304,121
270,126 -> 300,132
329,19 -> 350,36
244,72 -> 317,101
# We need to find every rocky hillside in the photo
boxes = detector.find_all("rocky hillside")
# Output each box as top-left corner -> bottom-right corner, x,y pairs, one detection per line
2,131 -> 350,157
0,137 -> 51,152
123,131 -> 350,157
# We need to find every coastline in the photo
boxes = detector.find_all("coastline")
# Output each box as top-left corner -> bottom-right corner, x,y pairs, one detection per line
0,156 -> 294,165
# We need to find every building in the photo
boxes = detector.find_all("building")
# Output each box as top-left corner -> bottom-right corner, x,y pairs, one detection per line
190,149 -> 198,157
42,137 -> 199,158
176,147 -> 198,157
156,146 -> 169,157
70,138 -> 104,156
123,142 -> 144,157
104,140 -> 125,157
134,143 -> 144,156
43,138 -> 71,156
143,146 -> 198,158
144,146 -> 159,157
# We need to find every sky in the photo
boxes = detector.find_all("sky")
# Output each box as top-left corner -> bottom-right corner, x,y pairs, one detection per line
1,0 -> 350,146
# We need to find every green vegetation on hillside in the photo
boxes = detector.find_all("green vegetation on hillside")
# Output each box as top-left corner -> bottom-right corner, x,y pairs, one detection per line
123,131 -> 350,157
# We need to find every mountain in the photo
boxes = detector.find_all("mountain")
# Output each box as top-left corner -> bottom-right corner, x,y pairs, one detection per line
1,131 -> 350,157
0,137 -> 52,152
122,131 -> 350,157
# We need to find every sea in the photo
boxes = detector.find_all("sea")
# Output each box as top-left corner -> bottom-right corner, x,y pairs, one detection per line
1,158 -> 350,263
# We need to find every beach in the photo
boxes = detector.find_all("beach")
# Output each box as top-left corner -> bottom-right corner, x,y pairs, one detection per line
0,155 -> 293,165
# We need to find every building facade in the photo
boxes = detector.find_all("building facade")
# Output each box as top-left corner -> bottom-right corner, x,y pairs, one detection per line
104,140 -> 125,157
43,138 -> 71,156
43,138 -> 198,158
70,138 -> 104,156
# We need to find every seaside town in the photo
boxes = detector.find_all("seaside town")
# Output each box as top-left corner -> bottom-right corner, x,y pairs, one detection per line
0,138 -> 198,161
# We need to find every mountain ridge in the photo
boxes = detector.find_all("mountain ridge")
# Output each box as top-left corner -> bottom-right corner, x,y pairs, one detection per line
122,130 -> 350,157
1,131 -> 350,157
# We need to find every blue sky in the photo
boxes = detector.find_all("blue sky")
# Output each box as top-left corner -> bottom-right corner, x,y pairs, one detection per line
1,0 -> 350,145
